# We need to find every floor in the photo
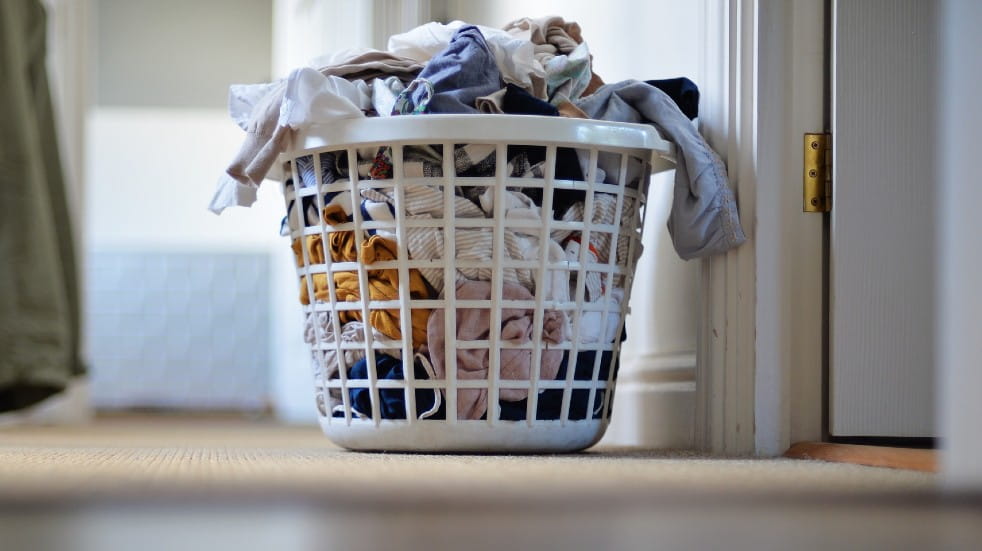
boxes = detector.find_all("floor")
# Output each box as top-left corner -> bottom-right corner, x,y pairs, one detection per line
1,415 -> 979,551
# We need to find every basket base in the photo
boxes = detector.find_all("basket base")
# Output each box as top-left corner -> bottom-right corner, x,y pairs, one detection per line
319,417 -> 609,453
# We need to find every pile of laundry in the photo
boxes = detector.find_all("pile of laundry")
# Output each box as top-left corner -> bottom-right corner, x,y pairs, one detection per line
211,16 -> 746,422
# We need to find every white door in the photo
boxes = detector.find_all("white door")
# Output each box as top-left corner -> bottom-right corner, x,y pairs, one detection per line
829,0 -> 939,437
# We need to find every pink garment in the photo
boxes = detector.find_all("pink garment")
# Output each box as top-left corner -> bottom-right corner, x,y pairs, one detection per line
426,280 -> 567,420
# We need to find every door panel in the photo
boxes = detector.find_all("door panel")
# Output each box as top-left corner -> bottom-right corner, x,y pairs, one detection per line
830,0 -> 938,437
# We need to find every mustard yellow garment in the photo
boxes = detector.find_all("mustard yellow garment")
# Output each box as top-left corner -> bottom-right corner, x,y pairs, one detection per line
322,204 -> 358,262
298,233 -> 431,348
291,235 -> 325,267
290,204 -> 352,268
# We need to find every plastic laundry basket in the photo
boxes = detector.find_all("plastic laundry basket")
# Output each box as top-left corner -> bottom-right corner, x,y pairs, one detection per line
281,114 -> 674,452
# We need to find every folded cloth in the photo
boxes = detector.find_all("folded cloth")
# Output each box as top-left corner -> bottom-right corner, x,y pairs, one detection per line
574,80 -> 746,259
394,25 -> 502,114
426,280 -> 567,420
211,50 -> 423,213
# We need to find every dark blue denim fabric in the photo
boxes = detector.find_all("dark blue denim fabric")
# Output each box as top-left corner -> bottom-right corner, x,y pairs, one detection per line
646,77 -> 700,120
499,83 -> 559,116
333,347 -> 620,422
405,25 -> 502,114
343,354 -> 444,420
496,350 -> 619,422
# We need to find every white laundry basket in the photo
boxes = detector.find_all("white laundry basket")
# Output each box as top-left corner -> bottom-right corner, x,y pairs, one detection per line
282,114 -> 674,452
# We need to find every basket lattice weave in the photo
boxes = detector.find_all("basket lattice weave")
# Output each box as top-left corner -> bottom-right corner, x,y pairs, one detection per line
282,114 -> 673,452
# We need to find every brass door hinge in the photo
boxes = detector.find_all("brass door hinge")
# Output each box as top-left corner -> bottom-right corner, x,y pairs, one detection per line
803,133 -> 831,212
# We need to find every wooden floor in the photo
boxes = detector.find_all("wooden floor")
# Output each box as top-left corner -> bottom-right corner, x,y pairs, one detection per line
785,441 -> 938,472
0,414 -> 978,551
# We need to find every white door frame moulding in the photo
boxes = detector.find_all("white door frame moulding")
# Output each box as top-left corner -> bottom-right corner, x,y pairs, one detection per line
696,0 -> 825,456
938,0 -> 982,489
695,0 -> 756,456
752,0 -> 826,455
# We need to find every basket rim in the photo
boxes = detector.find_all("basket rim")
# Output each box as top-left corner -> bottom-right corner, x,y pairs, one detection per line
288,114 -> 674,158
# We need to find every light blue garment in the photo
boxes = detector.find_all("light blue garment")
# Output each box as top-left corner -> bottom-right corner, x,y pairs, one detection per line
575,80 -> 746,260
544,42 -> 593,104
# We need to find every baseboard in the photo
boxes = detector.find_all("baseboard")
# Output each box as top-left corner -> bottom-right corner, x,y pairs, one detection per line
600,352 -> 696,449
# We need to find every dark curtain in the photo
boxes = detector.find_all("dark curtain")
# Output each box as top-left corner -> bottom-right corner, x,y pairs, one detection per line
0,0 -> 84,412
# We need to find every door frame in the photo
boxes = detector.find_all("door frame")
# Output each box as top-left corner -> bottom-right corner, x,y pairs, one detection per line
695,0 -> 826,456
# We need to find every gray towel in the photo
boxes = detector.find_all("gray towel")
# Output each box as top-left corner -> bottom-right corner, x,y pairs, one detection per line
575,80 -> 746,260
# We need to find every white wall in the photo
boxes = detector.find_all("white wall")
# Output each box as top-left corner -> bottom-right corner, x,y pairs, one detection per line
82,0 -> 324,423
442,0 -> 702,447
272,0 -> 374,78
85,109 -> 311,419
86,109 -> 284,251
94,0 -> 272,109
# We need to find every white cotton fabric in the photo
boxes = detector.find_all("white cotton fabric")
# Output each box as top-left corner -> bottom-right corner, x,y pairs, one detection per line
280,68 -> 370,129
371,76 -> 405,117
228,81 -> 280,130
209,68 -> 370,214
577,287 -> 624,344
478,188 -> 541,226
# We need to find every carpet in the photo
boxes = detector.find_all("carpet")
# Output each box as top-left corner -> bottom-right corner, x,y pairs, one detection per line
0,414 -> 936,502
2,415 -> 978,551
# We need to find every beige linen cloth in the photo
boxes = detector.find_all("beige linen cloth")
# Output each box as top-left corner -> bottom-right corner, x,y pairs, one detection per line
502,15 -> 605,98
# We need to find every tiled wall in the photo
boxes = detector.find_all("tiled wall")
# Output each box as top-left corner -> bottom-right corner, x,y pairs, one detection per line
85,251 -> 271,410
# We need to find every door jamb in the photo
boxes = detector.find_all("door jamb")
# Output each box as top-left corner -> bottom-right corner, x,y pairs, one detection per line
696,0 -> 826,456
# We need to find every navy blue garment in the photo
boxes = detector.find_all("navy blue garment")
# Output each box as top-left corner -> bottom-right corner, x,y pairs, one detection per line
499,83 -> 560,116
476,84 -> 588,216
405,25 -> 502,114
343,354 -> 444,420
280,152 -> 347,235
496,143 -> 585,217
645,78 -> 700,120
497,350 -> 620,422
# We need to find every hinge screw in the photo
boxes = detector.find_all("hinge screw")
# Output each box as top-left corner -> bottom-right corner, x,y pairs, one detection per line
810,141 -> 819,150
808,169 -> 818,178
811,198 -> 819,206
